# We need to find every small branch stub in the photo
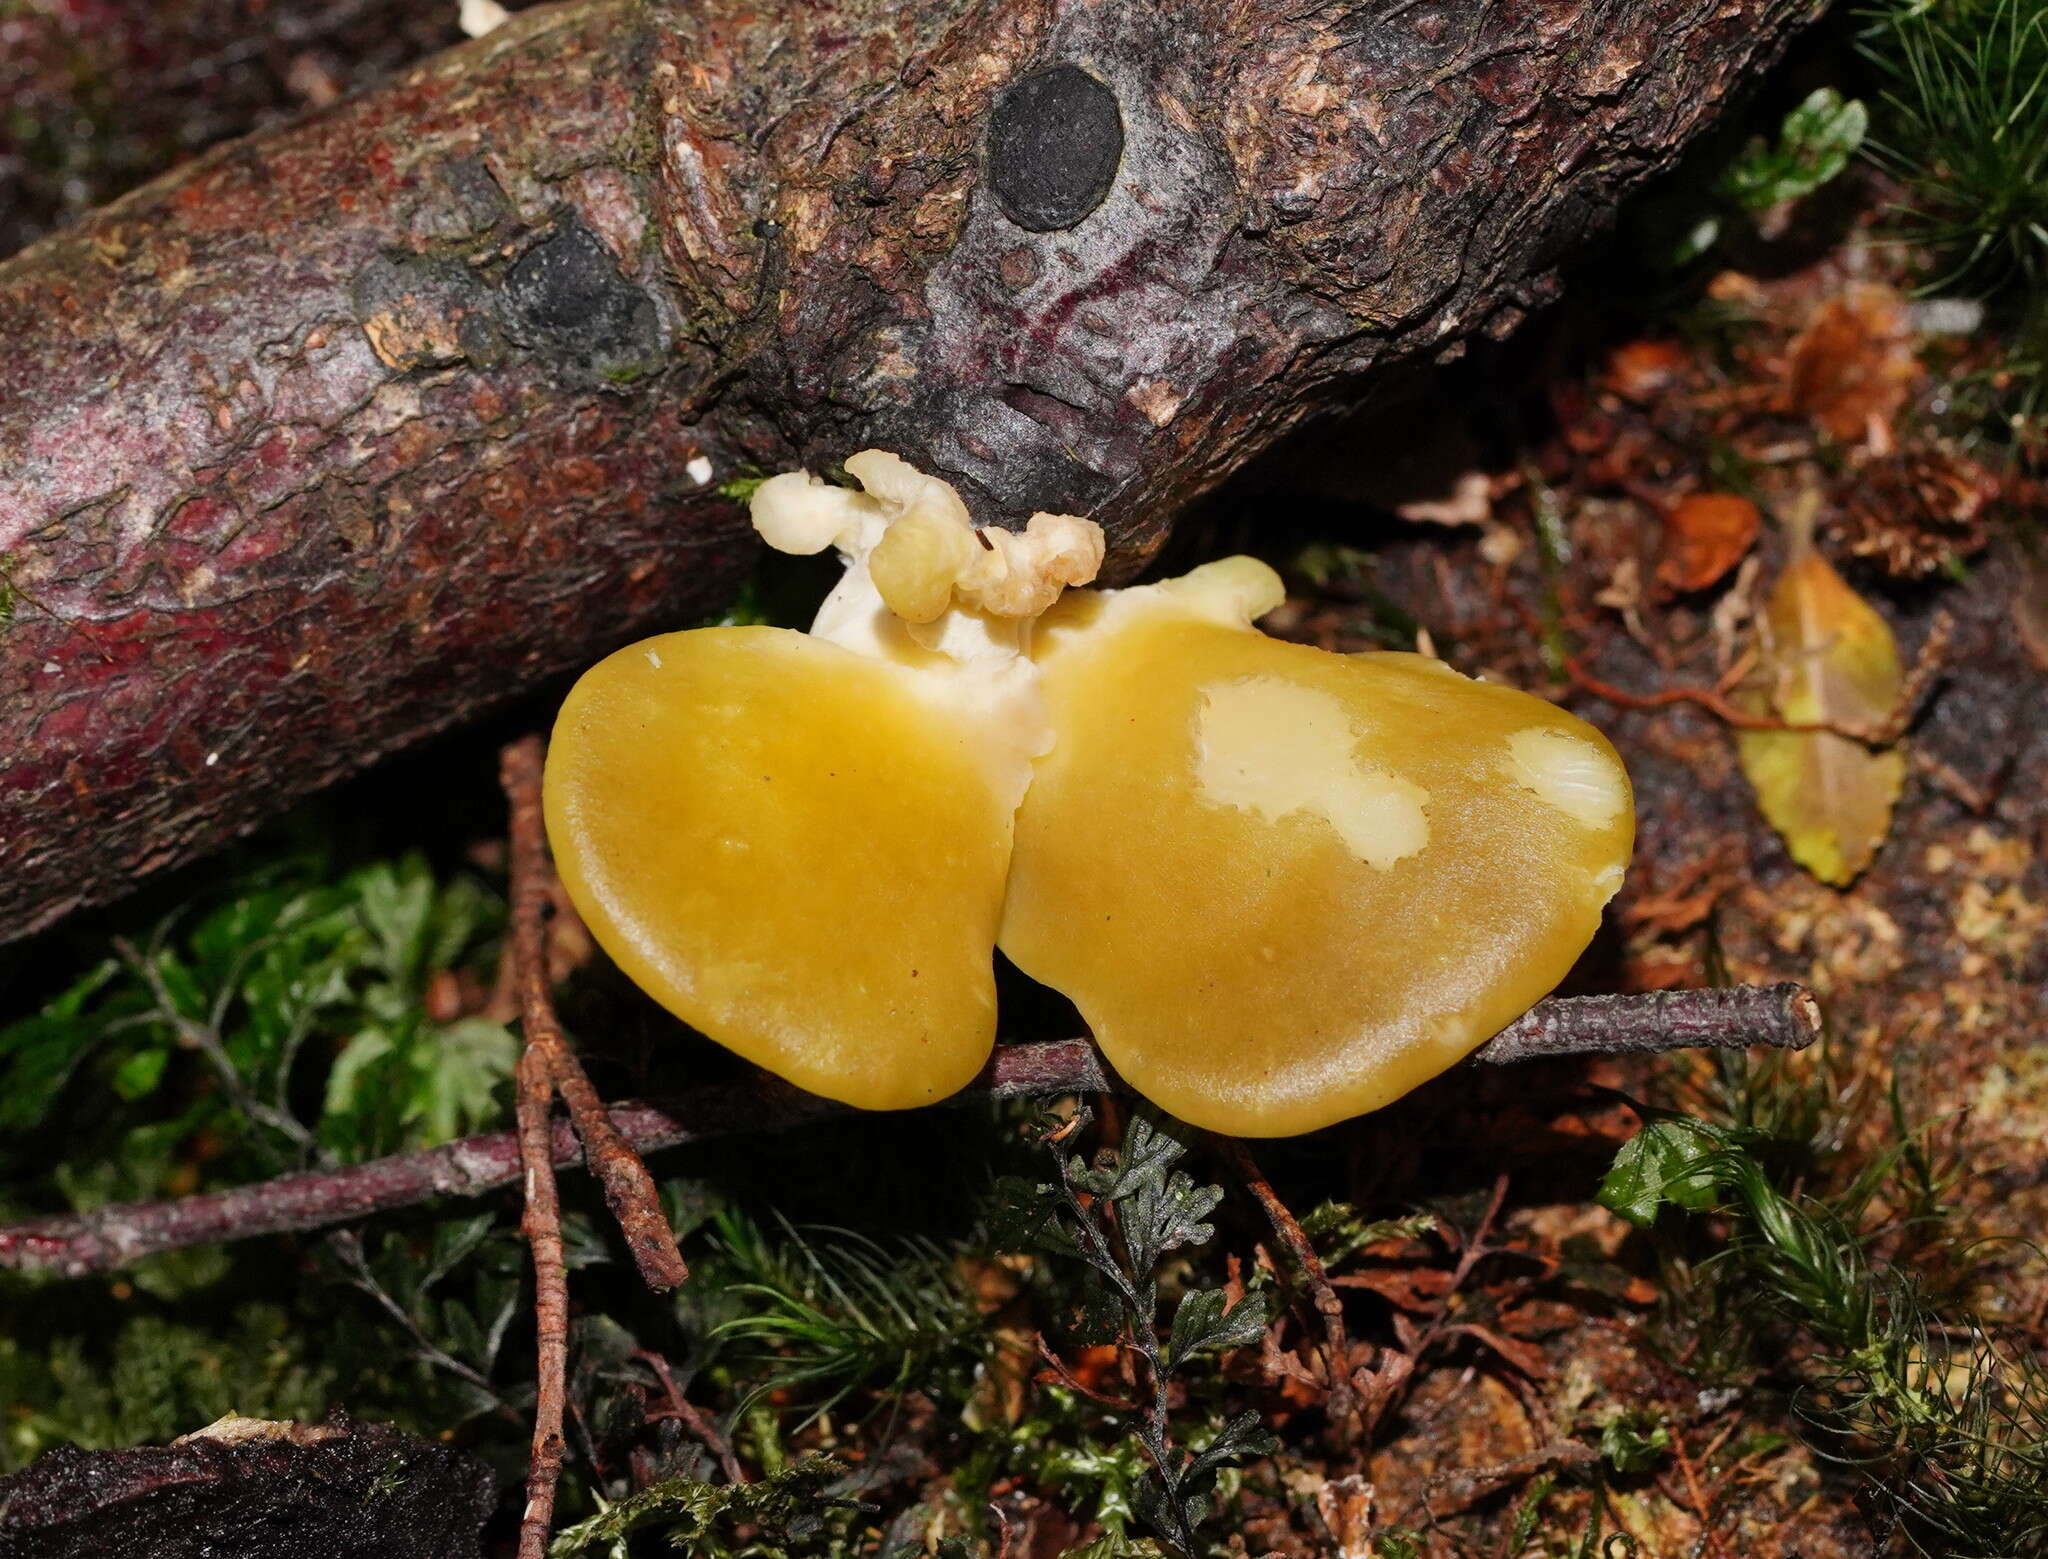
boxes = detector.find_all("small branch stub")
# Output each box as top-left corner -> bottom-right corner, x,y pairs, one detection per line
986,65 -> 1124,232
1477,983 -> 1821,1063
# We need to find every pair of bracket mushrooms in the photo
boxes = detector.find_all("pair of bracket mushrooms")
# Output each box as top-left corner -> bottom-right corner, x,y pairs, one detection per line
543,454 -> 1635,1138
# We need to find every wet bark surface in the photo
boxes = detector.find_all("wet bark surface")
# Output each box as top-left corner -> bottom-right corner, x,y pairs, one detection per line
0,0 -> 1818,943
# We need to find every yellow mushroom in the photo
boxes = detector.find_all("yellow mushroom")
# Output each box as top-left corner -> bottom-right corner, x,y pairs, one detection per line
998,558 -> 1634,1137
543,453 -> 1632,1132
543,453 -> 1099,1111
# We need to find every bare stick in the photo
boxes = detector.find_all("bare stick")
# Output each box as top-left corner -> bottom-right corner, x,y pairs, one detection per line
515,1045 -> 569,1559
1216,1137 -> 1358,1443
501,735 -> 687,1293
1475,983 -> 1819,1063
0,985 -> 1820,1277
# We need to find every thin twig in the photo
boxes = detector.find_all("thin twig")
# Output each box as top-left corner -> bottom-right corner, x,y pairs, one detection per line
1416,1174 -> 1512,1364
515,1044 -> 569,1559
1414,1440 -> 1600,1522
1378,1175 -> 1514,1456
325,1226 -> 502,1399
1672,1427 -> 1732,1559
1477,982 -> 1819,1063
631,1348 -> 746,1484
1564,608 -> 1951,746
1215,1137 -> 1359,1443
1565,654 -> 1831,732
114,934 -> 314,1153
501,735 -> 687,1293
0,985 -> 1821,1277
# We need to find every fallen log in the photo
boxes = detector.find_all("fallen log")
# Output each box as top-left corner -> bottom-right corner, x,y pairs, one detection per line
0,0 -> 1818,943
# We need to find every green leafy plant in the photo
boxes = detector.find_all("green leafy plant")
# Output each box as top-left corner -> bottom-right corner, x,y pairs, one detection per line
0,850 -> 513,1189
1719,87 -> 1870,215
1645,86 -> 1869,267
711,1208 -> 988,1425
993,1109 -> 1273,1559
1052,1537 -> 1170,1559
0,843 -> 531,1469
319,1214 -> 528,1422
0,1301 -> 334,1469
1296,1202 -> 1439,1270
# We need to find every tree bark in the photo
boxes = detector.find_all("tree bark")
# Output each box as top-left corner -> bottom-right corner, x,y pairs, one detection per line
0,0 -> 1818,943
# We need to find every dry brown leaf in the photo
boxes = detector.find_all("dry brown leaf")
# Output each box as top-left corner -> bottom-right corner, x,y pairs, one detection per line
1442,1323 -> 1551,1380
1706,270 -> 1769,309
1836,444 -> 1992,577
1657,492 -> 1761,595
1737,525 -> 1906,885
1603,338 -> 1690,404
1331,1266 -> 1459,1314
1623,844 -> 1743,938
1785,281 -> 1921,444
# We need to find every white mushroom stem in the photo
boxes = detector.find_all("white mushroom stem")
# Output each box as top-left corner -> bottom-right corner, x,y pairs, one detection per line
746,452 -> 1107,811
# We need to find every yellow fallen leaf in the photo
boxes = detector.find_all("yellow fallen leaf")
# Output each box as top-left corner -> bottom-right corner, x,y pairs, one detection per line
1737,528 -> 1905,886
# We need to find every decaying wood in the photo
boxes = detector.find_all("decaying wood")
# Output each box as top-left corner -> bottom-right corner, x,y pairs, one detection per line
0,982 -> 1819,1278
0,0 -> 1819,944
0,1416 -> 494,1559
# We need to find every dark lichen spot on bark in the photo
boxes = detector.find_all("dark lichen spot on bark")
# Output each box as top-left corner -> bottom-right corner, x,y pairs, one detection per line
351,217 -> 663,385
431,156 -> 512,239
502,218 -> 663,386
986,65 -> 1124,233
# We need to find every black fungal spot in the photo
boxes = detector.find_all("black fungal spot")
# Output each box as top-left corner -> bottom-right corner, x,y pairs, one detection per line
502,219 -> 663,386
351,215 -> 664,387
986,65 -> 1123,233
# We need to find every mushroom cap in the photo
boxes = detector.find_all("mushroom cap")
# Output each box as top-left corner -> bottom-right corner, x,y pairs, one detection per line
544,456 -> 1634,1136
998,570 -> 1634,1137
543,626 -> 1015,1110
